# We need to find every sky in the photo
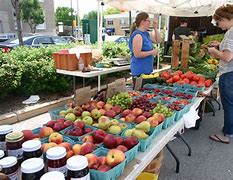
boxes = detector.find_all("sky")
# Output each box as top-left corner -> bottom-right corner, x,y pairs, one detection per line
54,0 -> 104,18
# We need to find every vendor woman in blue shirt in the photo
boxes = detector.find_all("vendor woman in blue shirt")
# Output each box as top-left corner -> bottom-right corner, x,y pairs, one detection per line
129,12 -> 161,80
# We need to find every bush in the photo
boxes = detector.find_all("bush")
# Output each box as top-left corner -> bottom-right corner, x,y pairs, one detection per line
0,44 -> 78,97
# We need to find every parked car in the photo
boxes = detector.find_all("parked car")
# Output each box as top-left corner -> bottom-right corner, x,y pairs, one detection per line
0,35 -> 68,52
60,36 -> 77,43
104,35 -> 129,43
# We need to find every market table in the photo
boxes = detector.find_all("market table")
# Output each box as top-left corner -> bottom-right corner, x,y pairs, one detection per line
56,65 -> 171,91
57,65 -> 130,91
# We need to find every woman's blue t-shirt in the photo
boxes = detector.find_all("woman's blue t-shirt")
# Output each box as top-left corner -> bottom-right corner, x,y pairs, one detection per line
129,29 -> 154,76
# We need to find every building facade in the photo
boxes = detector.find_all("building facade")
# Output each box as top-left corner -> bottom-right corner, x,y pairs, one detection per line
0,0 -> 56,34
104,12 -> 156,36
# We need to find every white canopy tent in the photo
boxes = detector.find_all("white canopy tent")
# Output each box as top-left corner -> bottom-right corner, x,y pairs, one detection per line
97,0 -> 232,68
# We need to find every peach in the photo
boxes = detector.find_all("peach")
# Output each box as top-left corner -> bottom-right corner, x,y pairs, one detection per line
147,117 -> 159,127
98,156 -> 106,165
49,132 -> 63,144
80,142 -> 94,155
58,142 -> 72,152
72,144 -> 82,155
132,108 -> 143,116
41,142 -> 57,153
85,153 -> 98,168
96,101 -> 105,109
106,149 -> 125,167
39,127 -> 54,138
103,104 -> 113,111
125,114 -> 136,123
66,150 -> 74,159
153,113 -> 165,123
82,135 -> 94,143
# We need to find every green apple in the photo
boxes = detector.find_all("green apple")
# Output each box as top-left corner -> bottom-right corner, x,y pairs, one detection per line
119,123 -> 128,130
82,116 -> 93,125
82,111 -> 91,118
108,125 -> 121,135
65,113 -> 76,122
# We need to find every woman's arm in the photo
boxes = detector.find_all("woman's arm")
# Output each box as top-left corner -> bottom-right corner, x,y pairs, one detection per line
151,20 -> 161,43
133,34 -> 158,58
208,47 -> 233,62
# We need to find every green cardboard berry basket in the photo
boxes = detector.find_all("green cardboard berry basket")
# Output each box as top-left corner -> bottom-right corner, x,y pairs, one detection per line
152,121 -> 164,138
162,112 -> 176,129
48,106 -> 67,120
90,148 -> 126,180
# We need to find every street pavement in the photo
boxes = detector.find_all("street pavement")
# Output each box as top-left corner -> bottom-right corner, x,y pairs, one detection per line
11,103 -> 233,180
159,106 -> 233,180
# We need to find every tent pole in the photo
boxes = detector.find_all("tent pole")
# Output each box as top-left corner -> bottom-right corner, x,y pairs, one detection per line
157,13 -> 162,70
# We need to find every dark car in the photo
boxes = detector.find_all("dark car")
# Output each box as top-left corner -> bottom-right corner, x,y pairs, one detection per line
0,35 -> 67,52
60,36 -> 77,43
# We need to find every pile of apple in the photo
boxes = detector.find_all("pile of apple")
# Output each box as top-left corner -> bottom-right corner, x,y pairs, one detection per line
45,118 -> 73,132
64,121 -> 93,137
92,116 -> 129,135
160,70 -> 213,88
84,149 -> 126,172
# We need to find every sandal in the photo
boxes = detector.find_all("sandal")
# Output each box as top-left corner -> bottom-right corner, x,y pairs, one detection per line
209,134 -> 230,144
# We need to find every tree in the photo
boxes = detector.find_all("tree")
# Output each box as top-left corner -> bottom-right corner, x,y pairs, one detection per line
11,0 -> 23,45
55,7 -> 75,26
83,11 -> 97,19
21,0 -> 45,33
104,8 -> 120,15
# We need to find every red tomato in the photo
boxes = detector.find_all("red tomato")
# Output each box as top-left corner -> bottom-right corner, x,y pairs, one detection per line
205,79 -> 213,87
183,78 -> 190,84
174,70 -> 183,76
180,74 -> 185,79
193,75 -> 200,82
172,75 -> 180,82
190,81 -> 197,85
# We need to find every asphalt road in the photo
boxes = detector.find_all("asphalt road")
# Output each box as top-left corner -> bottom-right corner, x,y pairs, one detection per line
159,107 -> 233,180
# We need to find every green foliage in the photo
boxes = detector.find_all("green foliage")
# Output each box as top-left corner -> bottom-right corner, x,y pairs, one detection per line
21,0 -> 45,33
0,44 -> 80,97
203,34 -> 224,44
83,11 -> 97,19
104,8 -> 120,15
55,7 -> 75,26
102,42 -> 130,58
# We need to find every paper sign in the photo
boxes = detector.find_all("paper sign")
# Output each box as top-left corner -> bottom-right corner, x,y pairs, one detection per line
134,77 -> 143,91
75,86 -> 91,106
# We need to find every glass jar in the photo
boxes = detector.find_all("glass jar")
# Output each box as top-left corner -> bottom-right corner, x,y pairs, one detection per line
6,132 -> 24,164
67,155 -> 90,180
22,140 -> 42,160
0,156 -> 18,180
40,171 -> 65,180
46,146 -> 67,176
0,150 -> 5,159
0,125 -> 13,152
21,158 -> 44,180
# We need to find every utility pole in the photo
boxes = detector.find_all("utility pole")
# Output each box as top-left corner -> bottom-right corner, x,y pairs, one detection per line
77,0 -> 80,39
71,0 -> 74,36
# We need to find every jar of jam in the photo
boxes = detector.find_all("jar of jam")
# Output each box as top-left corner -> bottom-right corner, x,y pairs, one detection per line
22,140 -> 42,160
6,132 -> 24,164
46,146 -> 67,176
0,156 -> 18,180
0,125 -> 13,152
21,158 -> 44,180
67,155 -> 90,180
40,171 -> 65,180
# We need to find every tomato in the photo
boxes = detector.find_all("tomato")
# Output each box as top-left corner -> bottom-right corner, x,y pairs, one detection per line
183,78 -> 190,84
167,78 -> 173,83
190,81 -> 197,85
199,76 -> 206,82
205,79 -> 213,87
180,74 -> 185,79
172,75 -> 180,82
192,75 -> 200,82
174,70 -> 183,76
163,73 -> 170,80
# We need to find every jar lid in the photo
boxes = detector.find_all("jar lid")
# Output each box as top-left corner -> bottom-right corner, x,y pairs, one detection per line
40,171 -> 65,180
21,158 -> 44,174
66,155 -> 88,171
46,146 -> 66,160
0,125 -> 13,135
0,156 -> 17,168
0,150 -> 4,159
6,132 -> 24,142
22,140 -> 41,152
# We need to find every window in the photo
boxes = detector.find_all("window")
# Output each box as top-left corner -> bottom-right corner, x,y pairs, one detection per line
52,37 -> 67,45
32,37 -> 52,45
107,20 -> 113,25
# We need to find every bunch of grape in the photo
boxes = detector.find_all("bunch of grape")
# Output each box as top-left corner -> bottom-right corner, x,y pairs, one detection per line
107,92 -> 132,109
130,96 -> 156,112
151,103 -> 174,117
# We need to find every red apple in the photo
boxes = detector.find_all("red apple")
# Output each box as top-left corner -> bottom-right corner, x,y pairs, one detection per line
132,108 -> 143,116
46,120 -> 56,128
103,134 -> 117,149
56,118 -> 65,124
135,115 -> 147,124
82,135 -> 94,143
80,142 -> 94,155
58,142 -> 72,152
64,121 -> 73,128
39,127 -> 54,138
98,156 -> 106,165
115,136 -> 124,146
106,149 -> 125,167
22,130 -> 34,141
125,114 -> 136,123
147,117 -> 159,127
53,122 -> 65,131
142,111 -> 152,118
116,145 -> 128,152
105,110 -> 116,118
97,165 -> 111,172
112,105 -> 122,114
93,129 -> 106,143
73,106 -> 83,116
85,153 -> 98,168
96,101 -> 105,109
74,121 -> 85,129
99,109 -> 106,115
153,113 -> 165,123
84,128 -> 93,134
121,109 -> 131,117
123,137 -> 139,150
68,127 -> 83,136
103,104 -> 113,111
